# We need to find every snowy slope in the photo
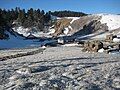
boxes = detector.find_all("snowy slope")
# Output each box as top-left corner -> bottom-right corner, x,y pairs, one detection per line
97,14 -> 120,30
0,30 -> 41,49
12,27 -> 30,37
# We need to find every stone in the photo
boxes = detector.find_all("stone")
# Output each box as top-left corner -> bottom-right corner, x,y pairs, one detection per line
82,40 -> 103,52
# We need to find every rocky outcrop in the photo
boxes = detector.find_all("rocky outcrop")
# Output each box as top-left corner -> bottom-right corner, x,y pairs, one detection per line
52,18 -> 72,37
82,40 -> 103,52
52,15 -> 109,37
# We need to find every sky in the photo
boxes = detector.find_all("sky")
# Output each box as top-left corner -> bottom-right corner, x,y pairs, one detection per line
0,0 -> 120,14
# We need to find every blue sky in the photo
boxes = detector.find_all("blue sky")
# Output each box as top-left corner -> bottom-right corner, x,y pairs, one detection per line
0,0 -> 120,14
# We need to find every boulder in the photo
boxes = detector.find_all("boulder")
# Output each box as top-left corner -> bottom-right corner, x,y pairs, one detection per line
105,34 -> 117,42
82,40 -> 103,52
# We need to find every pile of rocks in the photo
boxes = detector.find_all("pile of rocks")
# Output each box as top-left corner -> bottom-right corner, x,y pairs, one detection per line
82,40 -> 120,53
82,40 -> 103,52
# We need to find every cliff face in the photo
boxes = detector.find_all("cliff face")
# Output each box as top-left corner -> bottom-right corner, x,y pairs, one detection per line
51,14 -> 120,39
52,15 -> 109,37
52,18 -> 72,37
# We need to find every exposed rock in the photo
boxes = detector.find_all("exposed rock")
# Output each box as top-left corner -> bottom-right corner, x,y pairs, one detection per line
52,18 -> 72,37
52,15 -> 109,38
105,34 -> 117,42
82,40 -> 103,52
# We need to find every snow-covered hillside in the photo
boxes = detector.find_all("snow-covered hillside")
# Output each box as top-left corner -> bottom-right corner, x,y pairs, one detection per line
1,14 -> 120,48
51,14 -> 120,39
97,14 -> 120,30
0,30 -> 42,49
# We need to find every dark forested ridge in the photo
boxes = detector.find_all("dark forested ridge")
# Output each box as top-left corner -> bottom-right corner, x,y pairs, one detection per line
50,10 -> 87,17
0,8 -> 87,39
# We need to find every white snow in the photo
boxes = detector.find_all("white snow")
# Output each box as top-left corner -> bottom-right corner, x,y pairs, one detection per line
13,26 -> 30,37
48,28 -> 55,34
68,25 -> 73,30
98,48 -> 105,53
57,38 -> 64,44
98,14 -> 120,30
0,31 -> 41,49
64,28 -> 69,35
62,43 -> 79,47
41,46 -> 46,49
113,38 -> 120,43
65,17 -> 80,24
16,68 -> 31,75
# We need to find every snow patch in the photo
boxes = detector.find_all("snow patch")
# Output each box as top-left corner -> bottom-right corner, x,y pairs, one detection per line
48,28 -> 55,34
16,68 -> 31,75
62,43 -> 79,47
113,38 -> 120,43
98,14 -> 120,30
98,48 -> 105,53
65,17 -> 80,24
68,25 -> 73,30
64,28 -> 69,35
13,26 -> 30,37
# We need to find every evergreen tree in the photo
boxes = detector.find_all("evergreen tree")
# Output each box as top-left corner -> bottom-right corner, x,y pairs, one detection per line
17,9 -> 26,24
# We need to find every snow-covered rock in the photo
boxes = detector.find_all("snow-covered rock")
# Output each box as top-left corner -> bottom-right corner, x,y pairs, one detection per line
39,80 -> 48,86
41,45 -> 46,49
57,38 -> 64,44
98,48 -> 105,53
48,28 -> 55,34
13,26 -> 30,37
64,28 -> 69,35
16,67 -> 31,75
113,38 -> 120,43
68,25 -> 73,30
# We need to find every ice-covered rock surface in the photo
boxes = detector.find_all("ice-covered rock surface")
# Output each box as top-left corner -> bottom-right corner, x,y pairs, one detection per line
0,46 -> 120,90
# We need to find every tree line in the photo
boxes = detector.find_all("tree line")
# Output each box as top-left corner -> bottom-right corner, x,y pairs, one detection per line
50,10 -> 87,17
0,8 -> 87,39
